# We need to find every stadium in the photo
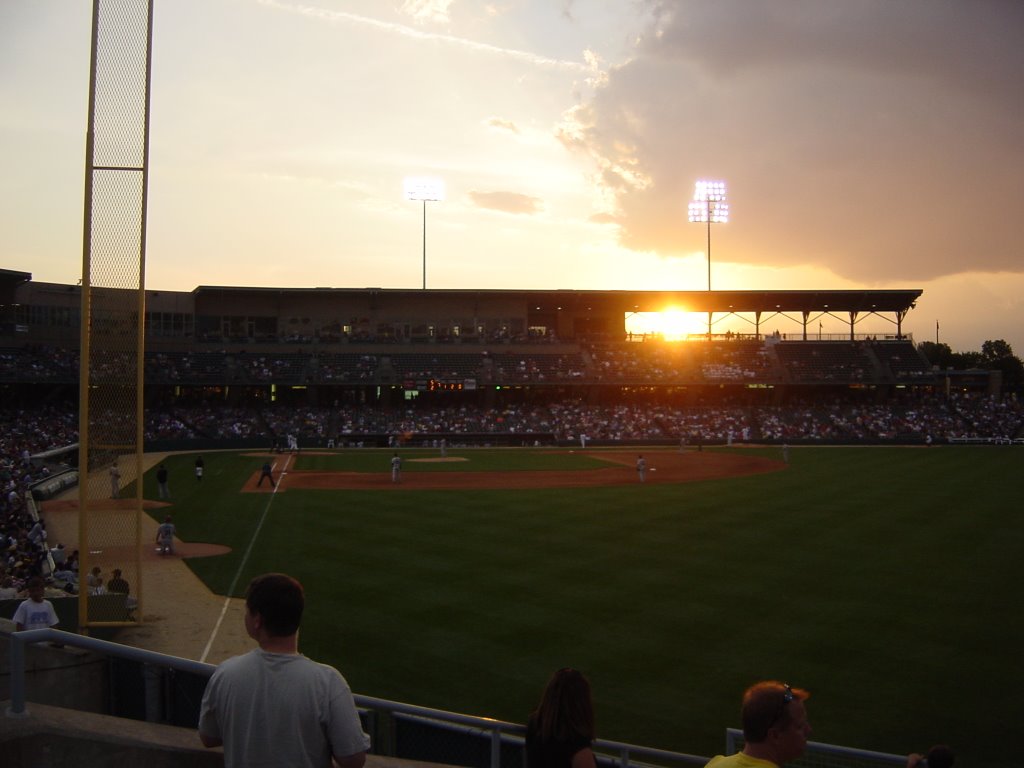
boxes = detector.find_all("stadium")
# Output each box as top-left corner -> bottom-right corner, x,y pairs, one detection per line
4,269 -> 1017,447
3,267 -> 1023,768
4,3 -> 1024,768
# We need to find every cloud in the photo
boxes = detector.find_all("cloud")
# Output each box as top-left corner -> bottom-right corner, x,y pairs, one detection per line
400,0 -> 453,24
485,117 -> 520,135
468,191 -> 544,215
565,0 -> 1024,282
650,0 -> 1024,109
257,0 -> 592,72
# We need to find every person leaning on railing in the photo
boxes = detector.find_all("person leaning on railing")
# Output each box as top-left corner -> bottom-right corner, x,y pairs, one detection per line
705,681 -> 812,768
526,667 -> 597,768
907,745 -> 954,768
198,572 -> 370,768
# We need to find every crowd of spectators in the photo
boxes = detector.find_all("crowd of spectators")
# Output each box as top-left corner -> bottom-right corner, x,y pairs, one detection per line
754,393 -> 1024,442
116,391 -> 1024,445
487,353 -> 588,382
6,391 -> 1022,454
0,345 -> 78,380
588,342 -> 775,383
0,405 -> 79,596
317,354 -> 379,382
0,338 -> 939,386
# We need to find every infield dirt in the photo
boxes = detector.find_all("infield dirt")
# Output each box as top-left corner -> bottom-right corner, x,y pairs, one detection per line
241,449 -> 783,491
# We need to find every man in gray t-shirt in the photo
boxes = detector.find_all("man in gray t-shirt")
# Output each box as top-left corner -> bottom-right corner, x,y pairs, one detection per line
199,573 -> 370,768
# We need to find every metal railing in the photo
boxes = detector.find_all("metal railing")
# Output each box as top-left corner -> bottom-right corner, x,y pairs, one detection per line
6,628 -> 213,718
725,728 -> 906,768
7,628 -> 708,767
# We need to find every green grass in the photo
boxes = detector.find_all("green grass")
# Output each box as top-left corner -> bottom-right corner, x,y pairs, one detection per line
142,447 -> 1024,767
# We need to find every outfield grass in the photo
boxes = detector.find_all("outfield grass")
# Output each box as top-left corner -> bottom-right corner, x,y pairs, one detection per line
142,447 -> 1024,767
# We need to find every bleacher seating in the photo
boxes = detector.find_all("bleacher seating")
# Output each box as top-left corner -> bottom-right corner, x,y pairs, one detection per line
0,346 -> 78,381
589,343 -> 696,382
775,341 -> 873,382
488,352 -> 586,382
144,350 -> 230,383
700,341 -> 774,381
870,340 -> 933,380
390,353 -> 484,381
314,353 -> 380,382
235,352 -> 311,384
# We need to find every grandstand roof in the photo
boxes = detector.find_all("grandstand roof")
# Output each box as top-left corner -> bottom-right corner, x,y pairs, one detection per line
192,286 -> 922,315
0,268 -> 33,305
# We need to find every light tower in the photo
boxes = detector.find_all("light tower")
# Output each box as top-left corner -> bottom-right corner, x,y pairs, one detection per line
404,177 -> 445,289
688,179 -> 728,338
688,179 -> 729,292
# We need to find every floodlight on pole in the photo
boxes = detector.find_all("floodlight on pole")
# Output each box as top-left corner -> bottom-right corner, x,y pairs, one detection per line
688,179 -> 728,293
404,177 -> 445,289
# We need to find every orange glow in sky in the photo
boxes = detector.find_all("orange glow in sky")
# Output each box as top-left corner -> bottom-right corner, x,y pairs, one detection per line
1,1 -> 1022,354
626,310 -> 710,341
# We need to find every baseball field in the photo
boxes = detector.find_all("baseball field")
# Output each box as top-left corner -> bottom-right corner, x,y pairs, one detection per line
139,445 -> 1023,767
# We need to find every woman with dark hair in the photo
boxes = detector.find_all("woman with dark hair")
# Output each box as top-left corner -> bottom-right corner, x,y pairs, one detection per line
526,668 -> 597,768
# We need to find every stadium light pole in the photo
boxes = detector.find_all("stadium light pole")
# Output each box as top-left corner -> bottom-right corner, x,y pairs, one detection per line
688,179 -> 728,337
404,177 -> 445,289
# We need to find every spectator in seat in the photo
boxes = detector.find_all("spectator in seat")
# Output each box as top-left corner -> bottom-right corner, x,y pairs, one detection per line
0,575 -> 18,598
108,568 -> 130,594
107,567 -> 137,618
50,543 -> 67,567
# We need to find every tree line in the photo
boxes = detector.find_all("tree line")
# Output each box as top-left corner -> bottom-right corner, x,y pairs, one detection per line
918,339 -> 1023,392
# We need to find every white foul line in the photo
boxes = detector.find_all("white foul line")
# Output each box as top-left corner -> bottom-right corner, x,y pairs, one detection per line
199,455 -> 289,663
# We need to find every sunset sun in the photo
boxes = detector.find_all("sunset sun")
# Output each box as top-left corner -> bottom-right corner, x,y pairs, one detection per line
625,309 -> 707,341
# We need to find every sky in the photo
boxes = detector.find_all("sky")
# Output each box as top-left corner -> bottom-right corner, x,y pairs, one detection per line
2,0 -> 1022,353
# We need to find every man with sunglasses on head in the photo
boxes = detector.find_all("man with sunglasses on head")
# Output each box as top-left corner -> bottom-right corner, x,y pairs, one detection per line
706,681 -> 811,768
